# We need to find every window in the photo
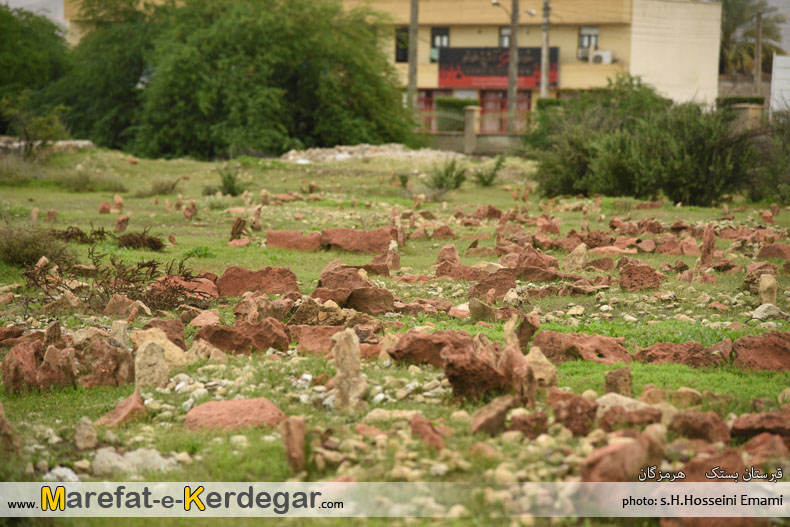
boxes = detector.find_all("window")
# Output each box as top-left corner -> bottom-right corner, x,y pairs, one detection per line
499,26 -> 510,48
430,27 -> 449,63
395,27 -> 409,63
577,26 -> 599,60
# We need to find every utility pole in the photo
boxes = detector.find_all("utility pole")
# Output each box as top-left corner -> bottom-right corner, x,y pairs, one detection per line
540,0 -> 550,100
407,0 -> 419,112
754,11 -> 762,97
506,0 -> 519,133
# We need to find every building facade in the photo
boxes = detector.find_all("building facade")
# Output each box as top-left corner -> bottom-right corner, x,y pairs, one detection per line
345,0 -> 722,132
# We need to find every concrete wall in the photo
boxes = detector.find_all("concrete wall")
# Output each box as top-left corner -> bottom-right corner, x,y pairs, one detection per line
417,133 -> 522,156
629,0 -> 721,105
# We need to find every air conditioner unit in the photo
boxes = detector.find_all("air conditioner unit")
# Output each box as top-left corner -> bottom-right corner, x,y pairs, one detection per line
592,50 -> 613,64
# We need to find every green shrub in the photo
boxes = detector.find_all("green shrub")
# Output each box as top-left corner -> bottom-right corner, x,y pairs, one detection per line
534,98 -> 563,111
435,97 -> 477,132
0,223 -> 75,268
717,96 -> 765,108
184,246 -> 216,259
427,158 -> 467,196
134,177 -> 181,197
472,155 -> 505,187
203,165 -> 245,197
0,91 -> 69,159
749,111 -> 790,204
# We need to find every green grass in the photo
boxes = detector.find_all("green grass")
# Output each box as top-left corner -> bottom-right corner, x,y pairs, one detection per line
0,149 -> 789,527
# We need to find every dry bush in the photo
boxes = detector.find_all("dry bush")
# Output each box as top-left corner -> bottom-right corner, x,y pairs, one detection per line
0,223 -> 76,268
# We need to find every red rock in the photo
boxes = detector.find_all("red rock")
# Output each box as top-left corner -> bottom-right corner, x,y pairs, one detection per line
700,223 -> 716,266
599,406 -> 662,432
94,391 -> 146,427
184,398 -> 286,430
620,263 -> 664,291
732,331 -> 790,371
470,395 -> 518,435
514,246 -> 558,269
761,210 -> 775,224
318,265 -> 371,290
731,410 -> 790,439
228,238 -> 250,247
635,239 -> 656,253
356,423 -> 385,439
216,266 -> 299,297
744,261 -> 778,293
604,367 -> 632,396
436,261 -> 489,282
1,341 -> 39,394
531,331 -> 632,365
548,389 -> 598,436
266,230 -> 321,251
682,448 -> 744,482
436,244 -> 460,267
669,411 -> 730,443
634,341 -> 725,368
196,319 -> 289,355
290,325 -> 343,355
0,326 -> 24,344
0,401 -> 20,453
344,287 -> 395,315
536,216 -> 560,235
757,243 -> 790,260
515,312 -> 541,350
432,225 -> 456,239
742,433 -> 790,464
233,293 -> 293,324
280,416 -> 306,471
74,334 -> 134,388
586,258 -> 614,271
388,330 -> 474,368
36,345 -> 76,390
635,201 -> 662,209
581,432 -> 663,482
468,269 -> 516,301
103,294 -> 134,315
441,345 -> 504,399
151,275 -> 218,300
507,410 -> 548,438
320,227 -> 394,253
469,442 -> 503,460
679,237 -> 699,255
409,414 -> 445,449
142,318 -> 186,350
708,302 -> 729,311
98,202 -> 111,214
114,214 -> 130,233
310,287 -> 353,306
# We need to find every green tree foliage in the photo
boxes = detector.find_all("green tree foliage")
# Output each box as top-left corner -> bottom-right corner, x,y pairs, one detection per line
0,91 -> 69,159
131,0 -> 413,158
720,0 -> 786,75
36,0 -> 160,150
526,76 -> 757,207
0,4 -> 70,133
42,0 -> 413,158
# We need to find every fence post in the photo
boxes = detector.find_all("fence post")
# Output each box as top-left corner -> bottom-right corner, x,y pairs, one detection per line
464,106 -> 479,155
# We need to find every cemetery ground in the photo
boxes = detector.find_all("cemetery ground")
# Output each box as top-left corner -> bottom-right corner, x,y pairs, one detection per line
1,146 -> 790,527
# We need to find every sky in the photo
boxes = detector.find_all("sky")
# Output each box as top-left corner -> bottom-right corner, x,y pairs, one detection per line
2,0 -> 65,27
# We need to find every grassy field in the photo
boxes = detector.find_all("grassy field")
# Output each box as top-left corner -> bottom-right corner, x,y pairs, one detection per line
1,147 -> 789,527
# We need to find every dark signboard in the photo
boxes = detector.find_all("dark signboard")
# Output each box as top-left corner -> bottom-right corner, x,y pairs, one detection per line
438,47 -> 559,89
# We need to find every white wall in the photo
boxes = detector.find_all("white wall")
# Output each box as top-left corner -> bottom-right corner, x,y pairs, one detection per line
629,0 -> 721,105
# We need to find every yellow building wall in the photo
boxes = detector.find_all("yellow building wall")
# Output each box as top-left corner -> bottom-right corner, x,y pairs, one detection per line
629,0 -> 721,104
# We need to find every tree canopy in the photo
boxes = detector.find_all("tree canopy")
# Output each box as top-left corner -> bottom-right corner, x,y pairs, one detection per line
720,0 -> 786,75
39,0 -> 414,159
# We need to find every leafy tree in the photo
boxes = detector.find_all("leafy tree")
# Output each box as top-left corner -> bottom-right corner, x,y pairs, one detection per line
35,0 -> 160,150
0,4 -> 70,133
0,91 -> 69,159
720,0 -> 786,75
131,0 -> 413,159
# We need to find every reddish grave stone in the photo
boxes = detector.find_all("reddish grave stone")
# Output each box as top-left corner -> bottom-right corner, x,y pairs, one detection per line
94,391 -> 146,427
531,331 -> 632,365
216,266 -> 299,297
114,215 -> 129,233
742,433 -> 790,464
757,243 -> 790,260
142,318 -> 186,350
195,319 -> 289,355
432,225 -> 456,239
184,398 -> 286,430
732,331 -> 790,371
619,263 -> 664,291
731,411 -> 790,440
599,406 -> 662,432
98,202 -> 111,214
0,341 -> 39,394
548,389 -> 598,436
634,341 -> 725,368
388,330 -> 474,368
669,411 -> 730,443
266,230 -> 321,251
320,227 -> 393,253
468,269 -> 517,301
280,416 -> 306,471
507,410 -> 548,438
290,325 -> 343,355
470,394 -> 519,435
409,414 -> 445,449
0,326 -> 24,344
344,287 -> 395,315
682,448 -> 744,482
